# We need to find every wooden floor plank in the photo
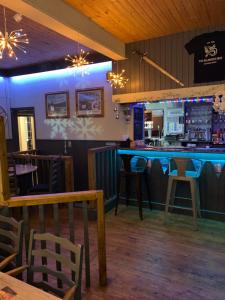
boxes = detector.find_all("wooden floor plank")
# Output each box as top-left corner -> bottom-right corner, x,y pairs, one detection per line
83,206 -> 225,300
21,206 -> 225,300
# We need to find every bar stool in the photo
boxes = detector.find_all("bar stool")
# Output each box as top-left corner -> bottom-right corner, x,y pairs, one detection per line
115,154 -> 151,220
165,157 -> 202,228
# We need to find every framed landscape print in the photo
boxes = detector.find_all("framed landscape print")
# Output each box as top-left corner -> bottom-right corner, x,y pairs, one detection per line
76,87 -> 104,117
45,91 -> 70,118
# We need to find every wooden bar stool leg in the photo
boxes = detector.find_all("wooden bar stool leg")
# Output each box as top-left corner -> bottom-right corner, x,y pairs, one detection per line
136,174 -> 143,220
190,179 -> 198,230
144,171 -> 152,210
125,176 -> 131,206
196,180 -> 201,218
165,177 -> 173,222
170,180 -> 177,212
115,172 -> 121,215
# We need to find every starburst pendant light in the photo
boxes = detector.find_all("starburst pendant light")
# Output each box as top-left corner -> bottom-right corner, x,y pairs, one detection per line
65,44 -> 92,68
0,7 -> 29,60
107,61 -> 128,89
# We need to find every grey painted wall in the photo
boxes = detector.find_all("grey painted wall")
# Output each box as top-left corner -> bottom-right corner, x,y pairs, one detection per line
114,24 -> 225,95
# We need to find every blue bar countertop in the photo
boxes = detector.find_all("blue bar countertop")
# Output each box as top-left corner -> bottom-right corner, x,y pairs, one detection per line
118,146 -> 225,163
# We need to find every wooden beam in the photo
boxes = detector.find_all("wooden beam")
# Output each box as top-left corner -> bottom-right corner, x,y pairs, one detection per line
112,83 -> 225,103
0,0 -> 125,60
0,117 -> 10,202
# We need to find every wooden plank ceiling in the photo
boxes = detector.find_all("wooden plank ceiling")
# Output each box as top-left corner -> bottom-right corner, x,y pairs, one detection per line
65,0 -> 225,43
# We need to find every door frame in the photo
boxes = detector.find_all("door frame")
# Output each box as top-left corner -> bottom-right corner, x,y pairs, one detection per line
11,107 -> 36,151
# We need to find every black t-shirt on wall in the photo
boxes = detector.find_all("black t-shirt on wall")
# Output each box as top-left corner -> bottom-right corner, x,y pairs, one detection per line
185,31 -> 225,83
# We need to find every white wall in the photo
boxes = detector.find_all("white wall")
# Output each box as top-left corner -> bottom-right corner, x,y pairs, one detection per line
5,62 -> 128,141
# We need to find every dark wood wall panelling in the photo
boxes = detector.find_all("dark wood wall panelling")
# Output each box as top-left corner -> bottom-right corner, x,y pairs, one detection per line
6,139 -> 118,191
114,24 -> 225,95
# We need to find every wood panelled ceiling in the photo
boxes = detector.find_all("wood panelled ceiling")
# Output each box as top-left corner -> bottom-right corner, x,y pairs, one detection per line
65,0 -> 225,43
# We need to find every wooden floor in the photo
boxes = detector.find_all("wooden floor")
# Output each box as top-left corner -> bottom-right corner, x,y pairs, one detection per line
82,206 -> 225,300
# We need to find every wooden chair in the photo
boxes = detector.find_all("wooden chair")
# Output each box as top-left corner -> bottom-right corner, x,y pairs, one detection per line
7,154 -> 19,196
28,158 -> 63,194
8,231 -> 83,300
115,154 -> 151,220
0,215 -> 23,272
165,157 -> 202,228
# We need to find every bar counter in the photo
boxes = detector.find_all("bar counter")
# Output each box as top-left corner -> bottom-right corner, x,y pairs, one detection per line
118,146 -> 225,221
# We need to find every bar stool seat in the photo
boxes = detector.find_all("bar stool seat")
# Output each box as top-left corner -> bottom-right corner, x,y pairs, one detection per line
115,154 -> 151,220
165,157 -> 202,228
169,170 -> 199,178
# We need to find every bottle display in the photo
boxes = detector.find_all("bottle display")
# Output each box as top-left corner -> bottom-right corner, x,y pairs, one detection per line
185,102 -> 212,142
212,113 -> 225,144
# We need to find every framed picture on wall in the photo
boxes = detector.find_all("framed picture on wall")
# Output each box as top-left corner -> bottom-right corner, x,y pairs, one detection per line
45,91 -> 70,118
76,87 -> 104,117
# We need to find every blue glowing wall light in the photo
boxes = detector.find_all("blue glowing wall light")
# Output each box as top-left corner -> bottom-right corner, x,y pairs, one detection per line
10,61 -> 112,84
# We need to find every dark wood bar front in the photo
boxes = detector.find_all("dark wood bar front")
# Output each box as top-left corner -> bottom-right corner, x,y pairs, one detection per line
118,147 -> 225,221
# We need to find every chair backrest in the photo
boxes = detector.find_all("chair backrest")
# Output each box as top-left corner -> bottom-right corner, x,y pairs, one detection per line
169,157 -> 202,177
7,154 -> 18,196
27,230 -> 83,300
0,214 -> 23,267
119,154 -> 148,173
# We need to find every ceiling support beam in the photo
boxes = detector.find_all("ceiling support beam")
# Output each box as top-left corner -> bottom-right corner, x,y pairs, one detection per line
112,84 -> 225,103
0,0 -> 125,60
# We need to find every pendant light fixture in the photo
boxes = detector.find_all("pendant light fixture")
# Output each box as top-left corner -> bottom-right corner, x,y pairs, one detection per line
65,42 -> 92,68
0,7 -> 29,60
107,61 -> 129,89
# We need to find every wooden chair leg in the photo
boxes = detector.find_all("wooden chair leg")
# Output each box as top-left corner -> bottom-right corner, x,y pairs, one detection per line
190,180 -> 198,230
136,175 -> 143,220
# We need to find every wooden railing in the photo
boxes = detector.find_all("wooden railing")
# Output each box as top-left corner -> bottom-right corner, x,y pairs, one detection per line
3,191 -> 106,287
11,153 -> 74,192
0,117 -> 107,287
88,146 -> 118,209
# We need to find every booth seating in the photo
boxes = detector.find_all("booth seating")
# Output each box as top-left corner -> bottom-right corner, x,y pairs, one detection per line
165,157 -> 202,228
115,154 -> 151,220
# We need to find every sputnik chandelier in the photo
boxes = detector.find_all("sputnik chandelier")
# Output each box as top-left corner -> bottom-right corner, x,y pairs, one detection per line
65,47 -> 92,68
0,7 -> 29,60
107,61 -> 128,89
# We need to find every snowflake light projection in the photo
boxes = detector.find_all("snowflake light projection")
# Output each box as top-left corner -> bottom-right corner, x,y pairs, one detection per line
68,116 -> 103,139
45,114 -> 103,139
44,118 -> 69,139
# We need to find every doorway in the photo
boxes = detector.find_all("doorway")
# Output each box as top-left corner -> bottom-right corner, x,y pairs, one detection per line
11,107 -> 36,151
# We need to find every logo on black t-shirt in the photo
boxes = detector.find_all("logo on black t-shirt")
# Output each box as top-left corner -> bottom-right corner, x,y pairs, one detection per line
204,42 -> 217,58
185,31 -> 225,83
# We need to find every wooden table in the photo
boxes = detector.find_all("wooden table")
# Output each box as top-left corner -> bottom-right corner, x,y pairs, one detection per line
8,164 -> 38,176
8,164 -> 38,195
0,272 -> 60,300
